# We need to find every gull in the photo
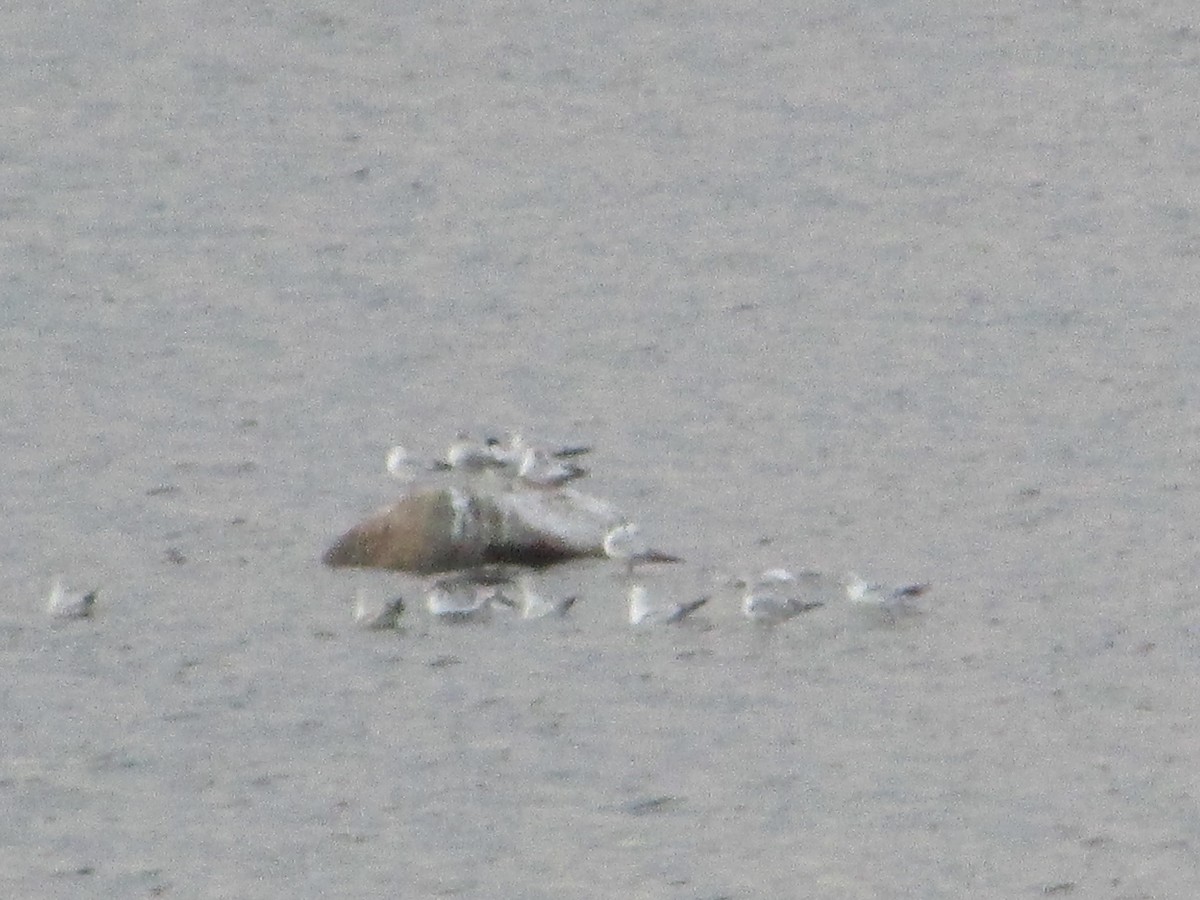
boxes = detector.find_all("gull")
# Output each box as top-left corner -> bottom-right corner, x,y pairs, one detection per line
441,435 -> 507,475
354,590 -> 406,630
487,432 -> 592,469
425,575 -> 514,623
510,573 -> 577,619
603,523 -> 682,576
843,573 -> 930,616
515,447 -> 587,488
628,584 -> 709,626
46,577 -> 97,620
741,568 -> 824,624
385,445 -> 438,483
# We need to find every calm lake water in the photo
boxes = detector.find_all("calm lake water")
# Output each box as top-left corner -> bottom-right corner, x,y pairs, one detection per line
4,2 -> 1200,897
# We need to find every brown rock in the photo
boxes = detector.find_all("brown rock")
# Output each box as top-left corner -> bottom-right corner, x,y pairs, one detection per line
322,486 -> 626,574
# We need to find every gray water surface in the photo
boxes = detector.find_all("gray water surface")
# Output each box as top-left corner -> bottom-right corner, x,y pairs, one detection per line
4,2 -> 1200,897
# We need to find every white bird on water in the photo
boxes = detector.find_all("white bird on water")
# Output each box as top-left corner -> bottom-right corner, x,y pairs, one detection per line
741,568 -> 824,624
46,577 -> 97,620
516,447 -> 587,488
509,573 -> 577,619
628,583 -> 709,626
426,575 -> 514,623
603,523 -> 681,576
843,573 -> 930,615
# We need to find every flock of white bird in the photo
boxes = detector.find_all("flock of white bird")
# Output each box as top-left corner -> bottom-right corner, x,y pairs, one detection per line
43,430 -> 930,628
355,431 -> 931,632
385,432 -> 591,489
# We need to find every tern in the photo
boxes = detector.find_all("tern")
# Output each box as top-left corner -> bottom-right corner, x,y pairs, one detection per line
603,523 -> 682,575
628,583 -> 708,626
740,568 -> 824,624
510,573 -> 577,619
46,577 -> 97,620
516,447 -> 587,488
426,575 -> 514,623
354,590 -> 406,630
487,432 -> 592,468
843,573 -> 930,616
385,445 -> 438,483
441,435 -> 507,475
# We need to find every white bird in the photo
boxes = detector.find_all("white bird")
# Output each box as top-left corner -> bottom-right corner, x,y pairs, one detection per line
487,432 -> 592,468
426,575 -> 513,623
510,573 -> 577,619
46,577 -> 97,620
843,573 -> 930,614
628,583 -> 708,626
741,568 -> 824,624
385,445 -> 436,482
354,590 -> 405,630
441,435 -> 506,474
516,447 -> 587,488
603,523 -> 681,575
483,435 -> 525,470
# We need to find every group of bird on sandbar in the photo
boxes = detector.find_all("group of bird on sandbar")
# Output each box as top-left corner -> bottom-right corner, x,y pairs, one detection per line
42,430 -> 929,628
341,430 -> 931,633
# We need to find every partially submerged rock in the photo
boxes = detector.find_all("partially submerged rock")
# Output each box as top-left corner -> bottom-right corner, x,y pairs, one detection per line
322,486 -> 625,574
323,489 -> 493,573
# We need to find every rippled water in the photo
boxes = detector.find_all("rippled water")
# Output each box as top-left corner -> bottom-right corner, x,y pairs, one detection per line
4,2 -> 1200,897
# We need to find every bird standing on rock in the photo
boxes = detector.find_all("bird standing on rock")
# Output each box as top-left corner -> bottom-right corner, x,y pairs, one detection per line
603,523 -> 682,576
516,448 -> 587,488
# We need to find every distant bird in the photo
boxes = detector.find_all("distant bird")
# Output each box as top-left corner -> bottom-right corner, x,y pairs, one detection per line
354,590 -> 406,630
741,568 -> 824,624
843,573 -> 930,616
510,573 -> 577,619
46,577 -> 97,620
441,435 -> 507,475
516,447 -> 587,488
385,445 -> 437,483
487,432 -> 592,469
603,523 -> 682,576
426,575 -> 514,623
628,583 -> 708,626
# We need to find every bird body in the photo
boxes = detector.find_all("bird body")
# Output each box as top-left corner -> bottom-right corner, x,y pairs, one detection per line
443,437 -> 506,474
603,523 -> 681,575
488,433 -> 592,468
47,577 -> 97,620
426,576 -> 513,623
628,584 -> 708,626
512,574 -> 577,619
741,568 -> 823,623
354,591 -> 405,630
385,445 -> 434,483
843,573 -> 930,623
516,448 -> 587,488
844,573 -> 930,608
